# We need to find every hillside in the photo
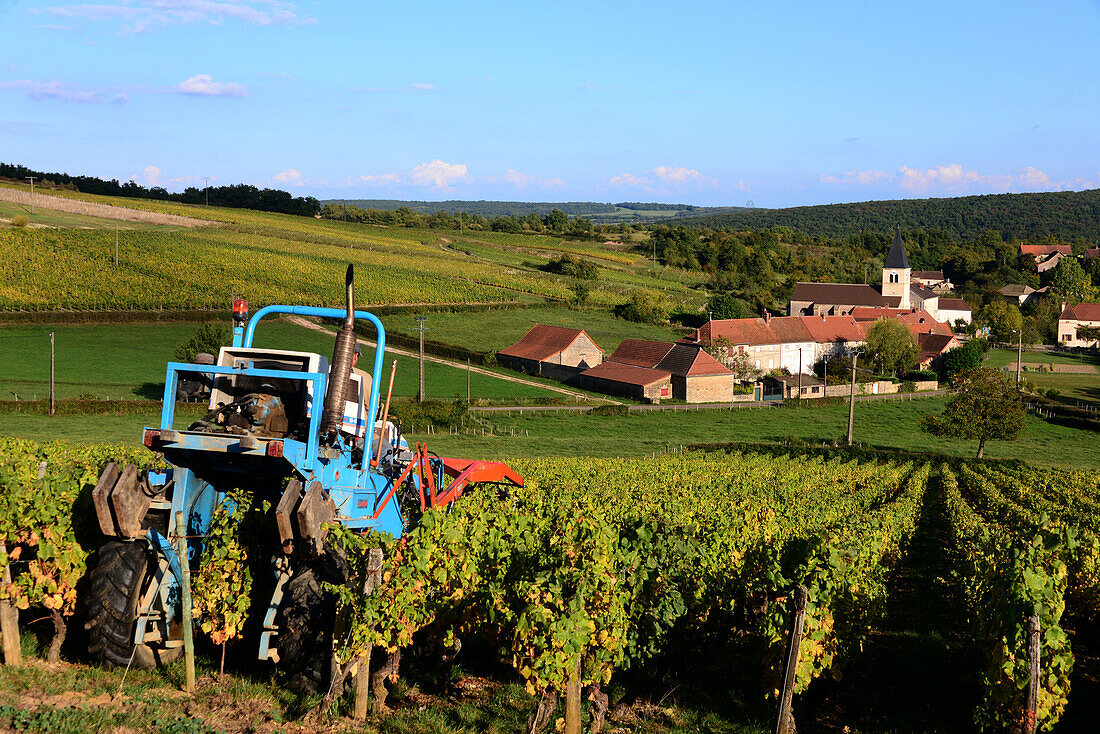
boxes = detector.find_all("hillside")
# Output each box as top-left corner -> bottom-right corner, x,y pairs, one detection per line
326,199 -> 729,223
668,189 -> 1100,241
0,181 -> 707,313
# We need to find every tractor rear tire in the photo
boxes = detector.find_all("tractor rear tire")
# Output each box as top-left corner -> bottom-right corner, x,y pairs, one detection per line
84,540 -> 182,669
277,565 -> 336,693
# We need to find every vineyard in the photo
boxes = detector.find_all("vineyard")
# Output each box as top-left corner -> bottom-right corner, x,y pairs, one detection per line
2,436 -> 1100,731
0,184 -> 706,314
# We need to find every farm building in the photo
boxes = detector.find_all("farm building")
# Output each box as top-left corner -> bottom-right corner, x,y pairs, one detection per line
764,373 -> 826,399
1058,303 -> 1100,347
999,284 -> 1047,306
599,339 -> 737,402
496,324 -> 603,380
577,362 -> 671,401
917,333 -> 962,369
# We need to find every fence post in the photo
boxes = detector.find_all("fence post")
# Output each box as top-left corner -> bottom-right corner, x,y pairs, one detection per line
1024,613 -> 1040,734
774,585 -> 809,734
0,540 -> 22,666
353,548 -> 384,719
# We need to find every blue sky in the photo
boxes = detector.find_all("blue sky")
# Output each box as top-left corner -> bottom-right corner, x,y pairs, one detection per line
1,0 -> 1097,207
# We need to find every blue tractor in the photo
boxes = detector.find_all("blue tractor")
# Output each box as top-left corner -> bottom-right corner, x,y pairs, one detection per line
83,266 -> 522,688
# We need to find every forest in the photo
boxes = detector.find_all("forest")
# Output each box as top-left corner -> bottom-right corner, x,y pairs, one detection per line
0,163 -> 321,217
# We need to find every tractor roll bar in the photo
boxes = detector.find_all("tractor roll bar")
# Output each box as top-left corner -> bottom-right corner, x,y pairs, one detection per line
240,305 -> 386,466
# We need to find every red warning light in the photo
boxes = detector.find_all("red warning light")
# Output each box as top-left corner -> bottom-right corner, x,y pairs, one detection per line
232,299 -> 249,323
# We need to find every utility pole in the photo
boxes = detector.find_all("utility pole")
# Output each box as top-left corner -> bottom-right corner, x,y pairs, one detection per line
25,177 -> 37,214
467,358 -> 471,403
823,356 -> 829,393
115,224 -> 119,265
847,351 -> 860,445
203,177 -> 210,207
1016,328 -> 1023,389
414,316 -> 428,402
797,347 -> 803,399
49,332 -> 55,416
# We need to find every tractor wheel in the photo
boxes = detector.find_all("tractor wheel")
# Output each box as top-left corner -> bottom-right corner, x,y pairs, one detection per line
84,540 -> 182,669
277,556 -> 346,693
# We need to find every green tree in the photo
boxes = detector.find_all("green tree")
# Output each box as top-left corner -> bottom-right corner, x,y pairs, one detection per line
706,292 -> 753,320
569,280 -> 592,307
175,322 -> 230,362
939,338 -> 987,379
545,209 -> 568,232
919,367 -> 1025,458
863,319 -> 918,377
978,300 -> 1023,342
1050,257 -> 1092,301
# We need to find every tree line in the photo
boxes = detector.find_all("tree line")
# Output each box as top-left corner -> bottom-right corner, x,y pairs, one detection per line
0,162 -> 321,217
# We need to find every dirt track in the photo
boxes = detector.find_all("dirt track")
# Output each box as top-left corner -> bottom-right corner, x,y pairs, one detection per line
0,186 -> 214,227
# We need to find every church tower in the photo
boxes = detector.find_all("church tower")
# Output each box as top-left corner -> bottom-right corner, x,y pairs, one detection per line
881,226 -> 911,309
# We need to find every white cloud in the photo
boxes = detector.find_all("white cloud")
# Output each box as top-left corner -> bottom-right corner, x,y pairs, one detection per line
818,163 -> 1080,195
653,166 -> 717,187
410,159 -> 468,188
411,82 -> 437,91
38,1 -> 315,34
176,74 -> 247,97
356,82 -> 442,93
142,165 -> 162,186
610,166 -> 716,189
273,168 -> 303,186
609,172 -> 653,187
0,79 -> 99,102
359,172 -> 400,185
504,169 -> 566,189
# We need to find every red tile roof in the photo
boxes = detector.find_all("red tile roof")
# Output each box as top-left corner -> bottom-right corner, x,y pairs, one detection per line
851,308 -> 953,337
917,333 -> 959,364
1085,247 -> 1100,260
1020,244 -> 1072,257
692,315 -> 862,347
498,324 -> 597,362
912,270 -> 945,280
801,315 -> 866,344
655,344 -> 733,376
580,362 -> 671,386
606,338 -> 675,368
1060,302 -> 1100,321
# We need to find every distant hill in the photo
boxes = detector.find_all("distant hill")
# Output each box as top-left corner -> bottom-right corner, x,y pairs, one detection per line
665,189 -> 1100,241
322,199 -> 737,224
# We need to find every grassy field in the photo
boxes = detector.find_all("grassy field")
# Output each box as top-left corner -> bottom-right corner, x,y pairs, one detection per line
0,200 -> 182,231
984,348 -> 1100,403
430,398 -> 1100,469
4,396 -> 1098,469
385,306 -> 687,356
0,320 -> 566,403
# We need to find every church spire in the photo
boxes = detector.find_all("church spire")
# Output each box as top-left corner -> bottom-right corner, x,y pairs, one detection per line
884,225 -> 910,269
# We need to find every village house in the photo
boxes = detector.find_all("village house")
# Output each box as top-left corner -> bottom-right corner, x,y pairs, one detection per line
1058,303 -> 1100,347
1020,243 -> 1073,274
496,324 -> 603,380
911,270 -> 954,290
917,333 -> 962,369
999,284 -> 1048,306
685,313 -> 865,375
936,297 -> 973,325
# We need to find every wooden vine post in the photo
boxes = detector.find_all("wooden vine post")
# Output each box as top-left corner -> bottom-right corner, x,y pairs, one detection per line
775,585 -> 809,734
1024,613 -> 1040,734
564,655 -> 583,734
353,547 -> 384,719
176,511 -> 196,694
0,540 -> 22,666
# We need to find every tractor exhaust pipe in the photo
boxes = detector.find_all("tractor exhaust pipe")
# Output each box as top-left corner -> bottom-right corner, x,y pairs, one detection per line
321,264 -> 357,437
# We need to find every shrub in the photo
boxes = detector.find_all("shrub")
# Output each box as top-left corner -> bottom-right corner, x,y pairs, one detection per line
175,322 -> 230,363
591,404 -> 629,416
615,289 -> 669,324
541,253 -> 599,280
11,215 -> 28,227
